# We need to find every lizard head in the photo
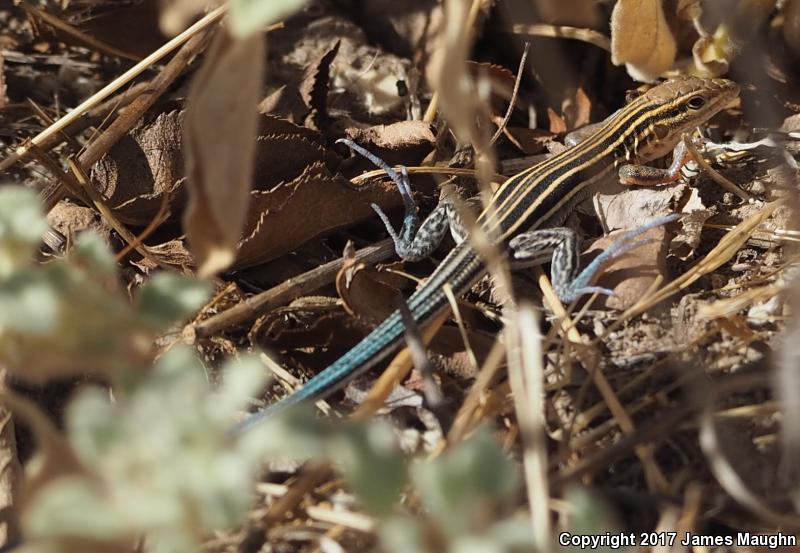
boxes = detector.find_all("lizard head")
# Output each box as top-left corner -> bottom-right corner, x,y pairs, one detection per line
631,76 -> 740,160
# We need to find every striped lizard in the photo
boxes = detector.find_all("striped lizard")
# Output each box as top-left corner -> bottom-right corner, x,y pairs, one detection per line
238,76 -> 740,431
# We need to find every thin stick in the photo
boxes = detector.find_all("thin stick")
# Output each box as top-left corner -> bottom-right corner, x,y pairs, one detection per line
77,26 -> 213,169
423,0 -> 487,124
0,5 -> 227,173
18,0 -> 142,61
26,98 -> 83,153
507,304 -> 551,550
510,23 -> 611,52
351,310 -> 449,420
350,165 -> 505,187
114,192 -> 172,262
536,268 -> 669,493
192,239 -> 396,338
683,135 -> 751,201
67,158 -> 169,269
490,42 -> 530,145
397,299 -> 451,432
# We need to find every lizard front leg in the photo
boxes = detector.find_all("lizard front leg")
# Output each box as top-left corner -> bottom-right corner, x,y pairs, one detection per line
338,138 -> 470,262
618,139 -> 693,186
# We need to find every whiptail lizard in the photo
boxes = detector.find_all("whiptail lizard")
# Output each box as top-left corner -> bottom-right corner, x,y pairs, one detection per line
238,76 -> 740,431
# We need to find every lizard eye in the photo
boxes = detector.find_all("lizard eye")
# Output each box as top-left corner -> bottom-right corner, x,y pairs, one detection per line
687,96 -> 706,109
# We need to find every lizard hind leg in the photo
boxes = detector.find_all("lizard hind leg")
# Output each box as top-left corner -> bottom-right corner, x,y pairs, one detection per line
509,214 -> 679,303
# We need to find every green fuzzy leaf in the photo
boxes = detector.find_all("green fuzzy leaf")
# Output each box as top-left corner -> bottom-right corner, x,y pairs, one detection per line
0,186 -> 46,276
379,516 -> 430,553
24,477 -> 131,539
0,273 -> 59,334
137,272 -> 210,328
0,186 -> 46,245
413,429 -> 519,536
335,422 -> 407,516
72,232 -> 117,276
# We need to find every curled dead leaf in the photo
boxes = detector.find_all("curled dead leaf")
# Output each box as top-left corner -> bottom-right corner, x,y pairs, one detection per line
235,161 -> 405,268
586,226 -> 670,311
91,112 -> 331,226
250,299 -> 366,370
595,183 -> 687,232
91,110 -> 186,226
183,28 -> 265,277
300,40 -> 340,131
691,25 -> 734,77
345,121 -> 435,151
344,121 -> 436,167
670,208 -> 712,260
547,108 -> 567,135
610,0 -> 677,82
336,252 -> 406,325
254,134 -> 340,188
563,87 -> 592,130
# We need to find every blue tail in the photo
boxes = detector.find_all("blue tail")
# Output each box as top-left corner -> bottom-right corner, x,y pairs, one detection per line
236,243 -> 484,434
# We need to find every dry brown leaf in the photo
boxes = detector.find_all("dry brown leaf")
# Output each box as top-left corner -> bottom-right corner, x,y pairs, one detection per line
67,0 -> 168,58
258,113 -> 325,144
253,134 -> 340,188
137,238 -> 194,270
595,183 -> 687,231
336,252 -> 406,325
610,0 -> 677,82
47,201 -> 110,246
258,85 -> 307,122
691,29 -> 732,78
673,220 -> 712,262
235,162 -> 404,268
251,301 -> 367,369
586,226 -> 669,311
183,28 -> 265,276
547,108 -> 567,135
344,121 -> 436,167
345,121 -> 435,151
426,326 -> 495,378
92,110 -> 185,226
563,86 -> 592,130
300,40 -> 340,131
91,112 -> 329,226
499,126 -> 556,155
465,61 -> 518,111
